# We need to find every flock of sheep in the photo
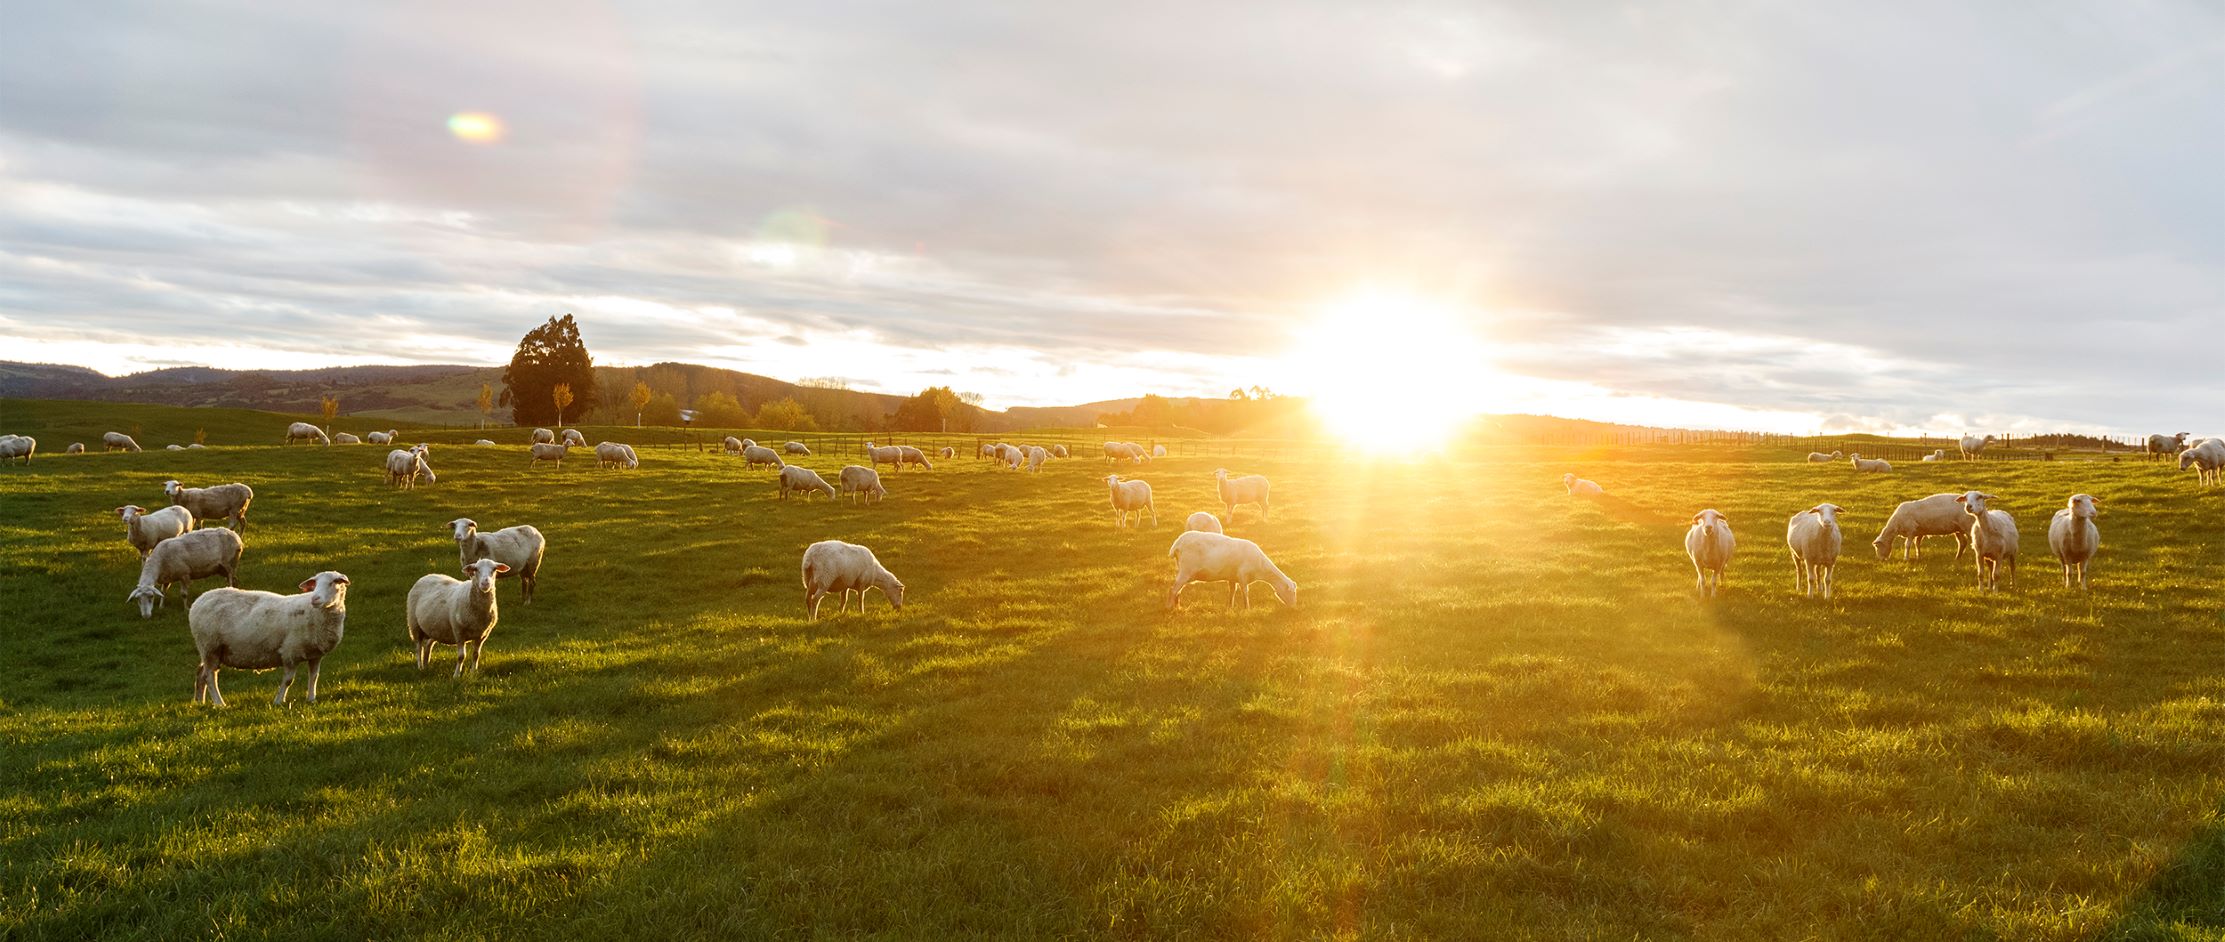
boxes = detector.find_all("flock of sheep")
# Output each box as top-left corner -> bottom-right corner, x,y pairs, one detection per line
36,421 -> 1297,707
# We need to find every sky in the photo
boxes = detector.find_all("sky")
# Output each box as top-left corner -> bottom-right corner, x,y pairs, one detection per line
2,2 -> 2222,434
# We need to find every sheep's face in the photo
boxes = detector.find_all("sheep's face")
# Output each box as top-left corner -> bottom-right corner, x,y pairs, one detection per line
884,581 -> 906,610
1809,503 -> 1843,526
299,572 -> 350,608
129,585 -> 164,618
1273,580 -> 1298,608
116,505 -> 144,521
449,518 -> 477,542
2181,451 -> 2198,470
1871,537 -> 1893,560
1691,509 -> 1730,532
464,558 -> 509,591
2067,494 -> 2099,519
162,480 -> 181,498
1956,492 -> 1993,517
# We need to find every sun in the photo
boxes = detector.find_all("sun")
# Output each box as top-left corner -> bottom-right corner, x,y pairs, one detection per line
1285,293 -> 1491,443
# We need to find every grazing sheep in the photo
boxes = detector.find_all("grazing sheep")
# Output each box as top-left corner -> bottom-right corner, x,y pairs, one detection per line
385,448 -> 435,489
117,504 -> 194,559
864,442 -> 906,471
1562,473 -> 1603,497
778,465 -> 839,500
64,442 -> 85,454
723,436 -> 744,455
801,540 -> 906,620
1871,493 -> 1973,561
1025,445 -> 1048,472
2179,439 -> 2225,488
1184,511 -> 1224,534
1106,474 -> 1157,528
1785,503 -> 1844,599
450,519 -> 545,603
999,444 -> 1025,470
532,428 -> 556,445
407,558 -> 509,677
839,465 -> 886,503
128,527 -> 243,618
1959,434 -> 1995,460
1849,453 -> 1892,473
743,444 -> 786,469
979,442 -> 1000,460
1215,469 -> 1271,522
2048,493 -> 2101,590
368,430 -> 399,445
103,431 -> 142,452
595,441 -> 639,469
528,442 -> 570,469
1805,451 -> 1836,463
333,432 -> 361,444
188,571 -> 350,707
938,446 -> 956,459
1052,444 -> 1069,459
186,443 -> 206,450
1957,491 -> 2019,591
1103,441 -> 1146,463
166,444 -> 186,451
473,439 -> 496,446
1166,530 -> 1297,611
2146,433 -> 2190,461
561,429 -> 586,447
1684,509 -> 1736,598
1153,444 -> 1168,458
0,435 -> 34,465
164,480 -> 253,531
784,441 -> 812,455
741,439 -> 757,449
284,422 -> 330,445
899,445 -> 934,470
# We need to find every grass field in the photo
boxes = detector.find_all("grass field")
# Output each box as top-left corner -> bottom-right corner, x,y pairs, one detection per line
8,400 -> 2225,939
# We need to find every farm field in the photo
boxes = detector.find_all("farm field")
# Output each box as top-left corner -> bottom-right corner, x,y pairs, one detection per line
9,406 -> 2225,938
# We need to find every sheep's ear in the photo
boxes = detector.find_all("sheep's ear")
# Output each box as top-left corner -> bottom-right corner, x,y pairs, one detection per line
1954,495 -> 1966,503
298,578 -> 318,592
494,563 -> 511,573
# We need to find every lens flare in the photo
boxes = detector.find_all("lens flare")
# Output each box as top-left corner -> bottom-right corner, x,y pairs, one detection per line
446,112 -> 505,144
1286,293 -> 1491,445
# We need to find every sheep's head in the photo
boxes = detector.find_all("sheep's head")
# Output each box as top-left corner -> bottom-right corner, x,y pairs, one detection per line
116,505 -> 145,521
1273,578 -> 1298,608
884,579 -> 906,610
2181,449 -> 2200,470
1215,468 -> 1230,481
1691,509 -> 1730,531
2067,494 -> 2100,519
449,518 -> 477,542
2177,433 -> 2192,446
162,480 -> 182,498
1871,536 -> 1894,560
1105,474 -> 1121,488
298,571 -> 350,609
128,584 -> 165,619
463,558 -> 509,591
1808,503 -> 1844,525
1955,491 -> 1995,517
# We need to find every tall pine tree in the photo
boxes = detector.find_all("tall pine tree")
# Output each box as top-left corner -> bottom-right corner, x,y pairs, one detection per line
500,314 -> 600,426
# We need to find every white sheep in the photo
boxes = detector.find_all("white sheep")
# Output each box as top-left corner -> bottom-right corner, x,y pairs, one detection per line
1184,511 -> 1224,533
1785,503 -> 1844,599
743,444 -> 786,469
741,438 -> 757,449
723,436 -> 744,455
528,442 -> 570,469
2179,439 -> 2225,488
561,429 -> 586,447
1959,434 -> 1995,460
385,448 -> 435,489
166,444 -> 185,451
451,518 -> 545,603
1920,449 -> 1947,462
1805,451 -> 1836,463
595,441 -> 639,469
117,503 -> 194,559
103,431 -> 142,452
1103,441 -> 1143,463
1106,474 -> 1157,528
187,443 -> 206,449
1870,493 -> 1972,561
64,442 -> 85,454
1215,469 -> 1271,522
784,441 -> 812,455
188,571 -> 350,707
284,422 -> 330,445
129,526 -> 243,618
864,441 -> 905,471
2048,493 -> 2100,590
165,480 -> 253,531
1684,509 -> 1735,598
1958,491 -> 2019,591
473,439 -> 496,446
1166,530 -> 1296,610
532,428 -> 556,445
1052,444 -> 1069,459
938,446 -> 956,459
801,540 -> 905,620
333,432 -> 361,444
777,465 -> 839,500
1153,444 -> 1168,458
367,430 -> 397,445
1562,473 -> 1603,497
839,465 -> 886,503
1850,454 -> 1892,473
979,442 -> 1000,460
899,445 -> 934,470
2147,433 -> 2191,461
407,558 -> 509,677
1025,445 -> 1048,472
0,435 -> 34,465
1000,444 -> 1025,470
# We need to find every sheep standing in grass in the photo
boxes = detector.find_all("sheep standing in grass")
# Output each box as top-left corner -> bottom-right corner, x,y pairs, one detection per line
1563,473 -> 1603,497
451,518 -> 545,603
1184,511 -> 1224,533
1052,444 -> 1069,459
167,444 -> 186,451
1785,504 -> 1844,599
938,446 -> 956,459
65,442 -> 85,454
1107,475 -> 1156,528
561,429 -> 586,447
1958,491 -> 2019,591
839,465 -> 886,503
407,558 -> 509,677
368,430 -> 400,445
1166,530 -> 1296,611
864,442 -> 905,472
188,571 -> 349,707
999,444 -> 1025,470
1684,509 -> 1736,598
1959,434 -> 1995,460
1215,469 -> 1271,522
117,504 -> 194,559
0,435 -> 33,466
785,441 -> 812,456
129,527 -> 243,618
595,441 -> 639,469
165,480 -> 253,531
529,442 -> 570,469
743,444 -> 785,469
898,445 -> 933,470
334,432 -> 361,444
2179,439 -> 2225,488
1025,445 -> 1048,472
801,540 -> 905,620
2147,433 -> 2191,461
2048,493 -> 2101,590
1153,444 -> 1168,458
1805,451 -> 1836,463
473,439 -> 496,446
103,431 -> 142,452
386,448 -> 435,489
532,428 -> 556,445
723,436 -> 744,455
1871,493 -> 1972,561
979,442 -> 1000,460
778,465 -> 839,500
284,422 -> 329,445
1103,441 -> 1144,463
1850,454 -> 1892,473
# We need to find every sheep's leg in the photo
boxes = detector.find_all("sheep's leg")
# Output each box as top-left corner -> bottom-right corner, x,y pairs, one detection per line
1147,506 -> 1157,528
469,640 -> 485,673
1227,582 -> 1241,611
304,659 -> 322,704
1820,565 -> 1833,599
1167,578 -> 1186,611
1261,500 -> 1269,521
274,664 -> 296,707
806,589 -> 824,621
454,643 -> 469,678
523,572 -> 536,604
206,668 -> 226,707
194,662 -> 208,704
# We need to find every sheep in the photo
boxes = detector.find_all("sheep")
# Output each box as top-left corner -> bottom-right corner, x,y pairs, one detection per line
1129,442 -> 1152,463
1153,444 -> 1169,458
2179,439 -> 2225,488
595,441 -> 639,469
1563,473 -> 1604,497
103,431 -> 142,452
2146,433 -> 2189,461
899,445 -> 934,470
166,444 -> 185,451
1184,511 -> 1224,533
117,503 -> 194,559
999,443 -> 1025,470
1106,474 -> 1157,528
1958,491 -> 2019,591
723,436 -> 744,455
1920,449 -> 1947,462
839,464 -> 886,503
532,428 -> 556,445
743,444 -> 786,469
2048,493 -> 2101,590
1103,441 -> 1141,463
186,443 -> 206,450
1785,503 -> 1844,599
367,430 -> 396,445
785,441 -> 812,455
1959,434 -> 1995,460
1805,452 -> 1836,463
741,438 -> 757,449
528,442 -> 570,469
333,432 -> 361,444
979,442 -> 1000,460
1870,493 -> 1973,561
864,441 -> 905,471
1052,444 -> 1069,459
64,442 -> 84,454
1215,468 -> 1271,522
1684,509 -> 1736,598
407,558 -> 509,677
385,448 -> 435,489
473,439 -> 496,446
561,428 -> 586,447
938,446 -> 956,459
801,540 -> 905,620
1166,530 -> 1296,611
165,480 -> 253,531
188,571 -> 350,707
1025,445 -> 1048,472
776,464 -> 839,500
128,527 -> 243,618
450,518 -> 545,603
284,422 -> 330,445
0,435 -> 34,465
1850,454 -> 1892,473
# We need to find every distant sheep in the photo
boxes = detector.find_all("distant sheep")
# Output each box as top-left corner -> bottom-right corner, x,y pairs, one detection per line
1103,441 -> 1146,463
561,429 -> 586,447
839,465 -> 886,503
473,439 -> 496,446
1052,444 -> 1069,459
451,518 -> 545,603
2048,493 -> 2100,589
1166,530 -> 1296,611
1805,451 -> 1836,463
64,442 -> 85,454
979,442 -> 1000,460
284,422 -> 330,445
1684,509 -> 1735,598
743,444 -> 785,469
1785,503 -> 1844,599
1025,445 -> 1048,472
1215,469 -> 1271,522
368,430 -> 400,445
1871,493 -> 1972,561
784,441 -> 812,455
1184,511 -> 1223,534
532,428 -> 556,445
165,480 -> 253,531
723,436 -> 744,455
1153,444 -> 1168,458
0,435 -> 34,465
801,540 -> 905,620
938,446 -> 956,459
1920,449 -> 1947,462
1849,454 -> 1891,473
595,441 -> 639,470
166,444 -> 185,451
1106,474 -> 1156,528
777,465 -> 838,500
2147,432 -> 2191,461
1562,473 -> 1603,497
1958,491 -> 2018,591
103,431 -> 142,452
117,503 -> 194,559
865,441 -> 905,471
528,442 -> 570,469
333,432 -> 361,444
188,571 -> 350,707
407,558 -> 509,677
898,445 -> 934,470
129,527 -> 243,619
1959,434 -> 1995,460
385,448 -> 435,489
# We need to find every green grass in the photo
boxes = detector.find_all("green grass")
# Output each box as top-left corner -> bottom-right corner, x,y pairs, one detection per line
6,402 -> 2225,939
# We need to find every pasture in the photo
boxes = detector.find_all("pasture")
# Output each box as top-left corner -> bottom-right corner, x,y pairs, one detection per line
7,403 -> 2225,939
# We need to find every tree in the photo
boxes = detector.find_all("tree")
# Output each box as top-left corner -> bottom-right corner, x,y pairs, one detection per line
476,383 -> 495,429
552,383 -> 575,427
499,314 -> 600,426
319,395 -> 339,433
694,391 -> 748,428
888,389 -> 945,431
642,391 -> 683,426
925,387 -> 961,432
627,382 -> 653,427
755,397 -> 819,431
